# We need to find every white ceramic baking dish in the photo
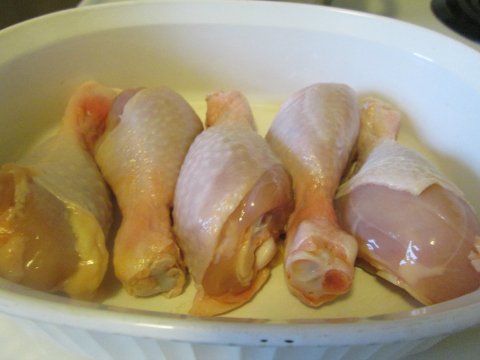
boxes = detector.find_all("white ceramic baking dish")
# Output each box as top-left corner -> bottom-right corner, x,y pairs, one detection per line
0,1 -> 479,359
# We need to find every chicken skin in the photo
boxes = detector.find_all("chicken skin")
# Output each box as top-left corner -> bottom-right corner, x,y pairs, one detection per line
266,83 -> 360,307
95,87 -> 203,297
0,81 -> 116,299
174,91 -> 293,315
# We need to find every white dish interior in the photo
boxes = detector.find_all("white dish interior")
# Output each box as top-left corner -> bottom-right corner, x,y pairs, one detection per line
0,0 -> 479,348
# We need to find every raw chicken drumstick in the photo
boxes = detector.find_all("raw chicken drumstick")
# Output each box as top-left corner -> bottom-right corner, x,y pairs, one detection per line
173,91 -> 293,316
335,97 -> 480,304
0,81 -> 116,299
266,83 -> 360,307
95,87 -> 203,297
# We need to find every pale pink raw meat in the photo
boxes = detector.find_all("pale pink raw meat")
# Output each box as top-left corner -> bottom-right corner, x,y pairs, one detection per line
335,97 -> 480,304
173,91 -> 293,316
95,87 -> 203,297
266,83 -> 360,307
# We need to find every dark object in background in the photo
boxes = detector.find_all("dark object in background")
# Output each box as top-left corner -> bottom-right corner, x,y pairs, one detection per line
431,0 -> 480,42
1,0 -> 79,29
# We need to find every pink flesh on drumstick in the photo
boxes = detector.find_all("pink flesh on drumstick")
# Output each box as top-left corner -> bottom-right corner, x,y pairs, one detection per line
335,97 -> 480,304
